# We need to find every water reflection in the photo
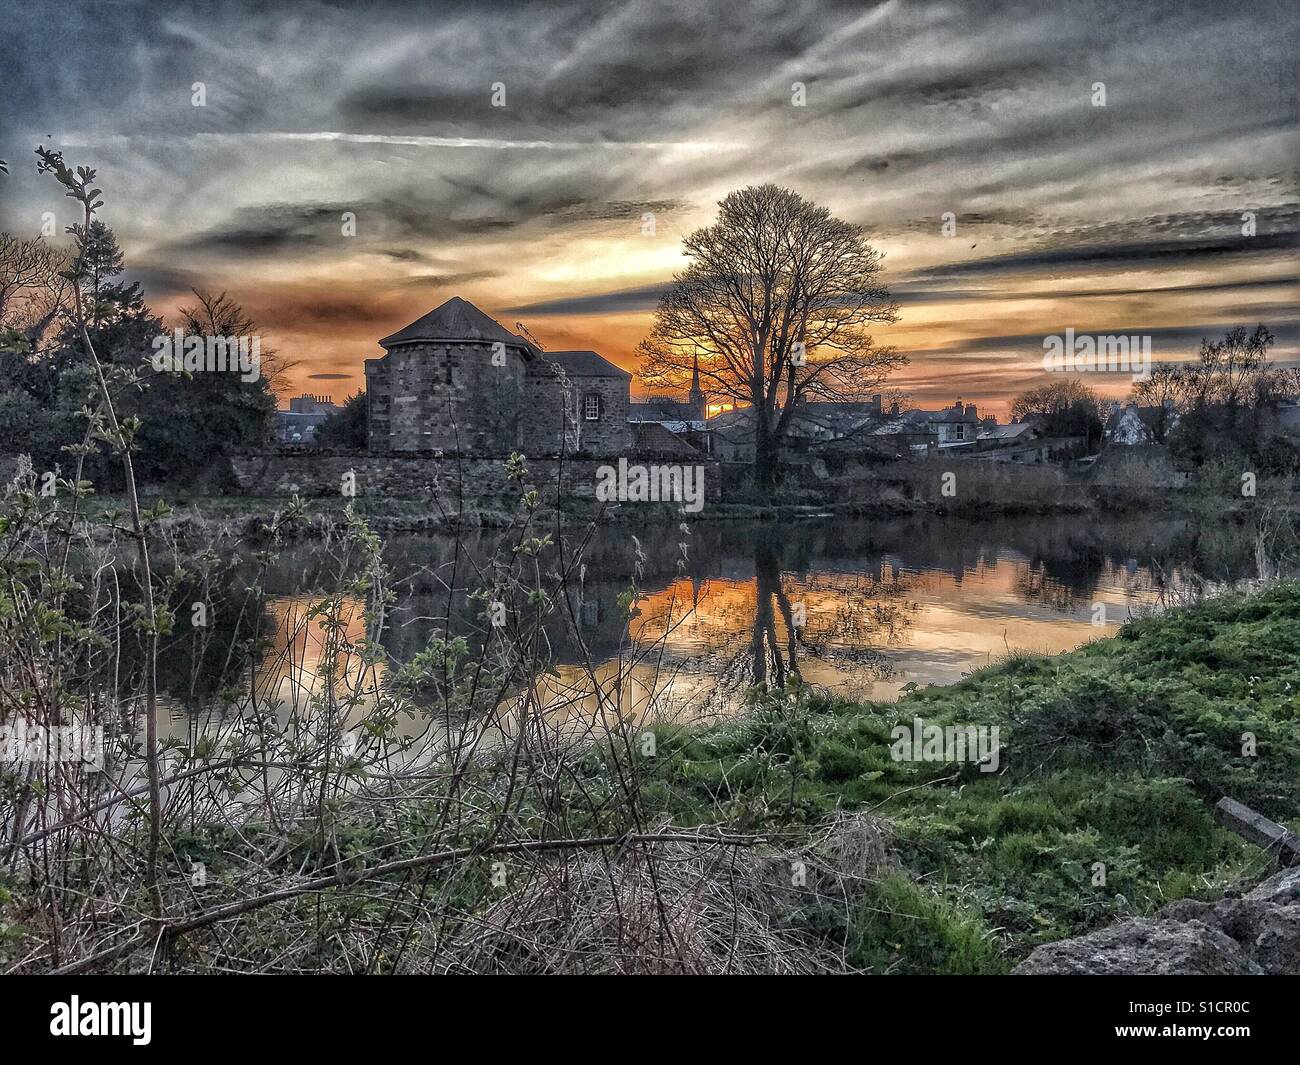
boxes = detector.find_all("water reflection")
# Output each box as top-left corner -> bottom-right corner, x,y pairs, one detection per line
135,514 -> 1259,727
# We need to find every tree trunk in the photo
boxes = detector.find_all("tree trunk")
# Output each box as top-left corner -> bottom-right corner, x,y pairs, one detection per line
754,423 -> 781,493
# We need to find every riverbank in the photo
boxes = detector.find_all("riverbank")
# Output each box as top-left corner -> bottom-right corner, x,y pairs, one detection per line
75,480 -> 1291,544
638,581 -> 1300,972
5,572 -> 1295,973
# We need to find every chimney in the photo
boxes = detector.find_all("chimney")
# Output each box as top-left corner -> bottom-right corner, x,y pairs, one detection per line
871,393 -> 882,412
966,403 -> 977,420
889,401 -> 900,416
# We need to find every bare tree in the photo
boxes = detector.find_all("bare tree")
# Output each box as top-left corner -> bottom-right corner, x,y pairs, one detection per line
1011,379 -> 1106,450
0,232 -> 71,348
178,288 -> 297,396
638,185 -> 903,488
1133,329 -> 1294,418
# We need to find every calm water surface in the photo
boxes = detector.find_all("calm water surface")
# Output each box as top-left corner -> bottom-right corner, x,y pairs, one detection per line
145,513 -> 1252,738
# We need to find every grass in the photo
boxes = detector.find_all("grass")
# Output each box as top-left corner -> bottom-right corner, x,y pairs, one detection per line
635,581 -> 1300,973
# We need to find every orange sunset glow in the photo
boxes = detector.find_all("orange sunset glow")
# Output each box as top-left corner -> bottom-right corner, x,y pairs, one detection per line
3,2 -> 1295,421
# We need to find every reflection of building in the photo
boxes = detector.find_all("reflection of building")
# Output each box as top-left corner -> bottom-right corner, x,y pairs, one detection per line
364,296 -> 631,455
277,394 -> 340,443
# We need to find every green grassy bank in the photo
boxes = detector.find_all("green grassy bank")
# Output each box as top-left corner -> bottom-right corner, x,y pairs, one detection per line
637,583 -> 1300,972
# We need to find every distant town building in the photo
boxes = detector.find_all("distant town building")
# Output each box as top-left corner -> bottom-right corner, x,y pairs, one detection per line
865,398 -> 997,452
706,396 -> 896,461
277,393 -> 341,443
630,352 -> 712,453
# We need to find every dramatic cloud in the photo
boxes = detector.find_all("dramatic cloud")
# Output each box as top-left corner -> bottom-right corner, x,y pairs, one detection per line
1,0 -> 1296,412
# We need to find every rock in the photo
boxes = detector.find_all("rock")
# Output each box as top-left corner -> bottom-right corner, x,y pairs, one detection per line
1245,865 -> 1300,905
1252,907 -> 1300,975
1015,866 -> 1300,975
1014,918 -> 1261,975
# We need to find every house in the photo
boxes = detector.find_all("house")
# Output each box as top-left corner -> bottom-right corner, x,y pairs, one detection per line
864,398 -> 995,452
277,394 -> 340,444
974,421 -> 1038,448
866,408 -> 938,454
919,399 -> 995,447
630,421 -> 707,458
364,296 -> 630,456
1103,401 -> 1179,445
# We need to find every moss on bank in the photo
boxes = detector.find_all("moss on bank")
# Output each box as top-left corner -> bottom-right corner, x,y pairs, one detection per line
637,582 -> 1300,973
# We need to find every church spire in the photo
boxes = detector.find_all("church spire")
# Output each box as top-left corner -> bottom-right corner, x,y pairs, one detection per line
688,349 -> 705,416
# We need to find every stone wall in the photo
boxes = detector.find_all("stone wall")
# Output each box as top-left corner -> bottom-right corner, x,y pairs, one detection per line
522,367 -> 631,457
365,340 -> 528,453
229,448 -> 722,506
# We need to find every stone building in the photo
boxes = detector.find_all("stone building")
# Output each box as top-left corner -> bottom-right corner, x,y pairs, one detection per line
365,296 -> 630,456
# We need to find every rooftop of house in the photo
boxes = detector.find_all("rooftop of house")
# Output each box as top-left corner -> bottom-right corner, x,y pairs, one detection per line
631,421 -> 705,457
925,400 -> 986,424
379,295 -> 536,351
868,409 -> 936,435
1104,401 -> 1172,433
705,402 -> 880,429
977,422 -> 1036,442
529,349 -> 630,379
632,396 -> 705,419
631,417 -> 710,432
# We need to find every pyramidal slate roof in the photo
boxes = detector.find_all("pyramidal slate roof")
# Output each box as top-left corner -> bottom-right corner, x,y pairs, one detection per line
379,296 -> 532,350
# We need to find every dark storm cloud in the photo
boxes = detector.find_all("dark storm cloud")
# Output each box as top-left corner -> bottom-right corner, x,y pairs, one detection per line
169,204 -> 346,256
159,183 -> 676,261
329,2 -> 821,136
4,0 -> 1298,404
509,271 -> 1300,319
397,271 -> 501,287
544,200 -> 684,223
505,284 -> 670,316
122,264 -> 205,300
824,56 -> 1061,115
894,276 -> 1300,305
915,230 -> 1300,279
379,248 -> 431,262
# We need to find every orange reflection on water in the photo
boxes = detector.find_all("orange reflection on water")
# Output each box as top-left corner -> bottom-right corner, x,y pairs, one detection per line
628,556 -> 1144,703
256,595 -> 384,708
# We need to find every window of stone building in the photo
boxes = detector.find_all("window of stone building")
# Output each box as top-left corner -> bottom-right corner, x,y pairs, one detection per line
583,392 -> 601,421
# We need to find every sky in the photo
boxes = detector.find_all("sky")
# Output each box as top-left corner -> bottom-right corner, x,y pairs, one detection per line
1,0 -> 1297,417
